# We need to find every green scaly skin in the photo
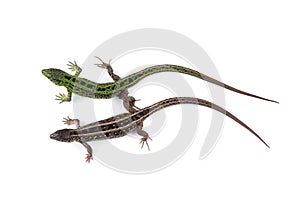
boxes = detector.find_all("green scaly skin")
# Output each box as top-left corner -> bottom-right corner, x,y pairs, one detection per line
42,61 -> 279,104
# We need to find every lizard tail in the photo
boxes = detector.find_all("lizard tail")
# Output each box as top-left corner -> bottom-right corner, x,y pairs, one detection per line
144,97 -> 270,148
121,65 -> 278,103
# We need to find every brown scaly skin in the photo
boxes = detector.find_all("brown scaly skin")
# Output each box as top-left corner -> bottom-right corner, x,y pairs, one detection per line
50,97 -> 270,163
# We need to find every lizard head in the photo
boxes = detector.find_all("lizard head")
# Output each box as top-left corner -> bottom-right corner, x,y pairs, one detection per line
50,129 -> 76,142
42,68 -> 68,86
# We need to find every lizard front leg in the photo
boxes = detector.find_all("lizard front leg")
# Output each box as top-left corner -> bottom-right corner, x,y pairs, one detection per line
54,61 -> 81,103
55,88 -> 72,103
62,116 -> 80,128
67,61 -> 82,77
62,117 -> 92,162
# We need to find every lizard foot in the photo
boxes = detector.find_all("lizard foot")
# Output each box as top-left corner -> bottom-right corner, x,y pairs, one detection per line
129,97 -> 141,110
124,96 -> 141,112
55,93 -> 70,103
67,61 -> 80,72
62,116 -> 80,128
94,56 -> 111,69
139,137 -> 152,151
85,153 -> 93,163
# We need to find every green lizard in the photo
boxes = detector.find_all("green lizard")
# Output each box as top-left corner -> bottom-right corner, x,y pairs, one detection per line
42,59 -> 278,107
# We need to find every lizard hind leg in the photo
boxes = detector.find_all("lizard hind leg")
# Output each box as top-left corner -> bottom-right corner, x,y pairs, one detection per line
136,123 -> 152,151
94,57 -> 141,113
94,57 -> 121,81
79,140 -> 93,163
123,95 -> 141,113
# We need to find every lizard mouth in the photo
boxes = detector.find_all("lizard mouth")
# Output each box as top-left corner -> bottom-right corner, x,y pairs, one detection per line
42,68 -> 64,85
42,69 -> 51,79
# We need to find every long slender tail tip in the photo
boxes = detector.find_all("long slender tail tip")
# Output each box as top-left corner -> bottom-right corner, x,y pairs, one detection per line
263,141 -> 270,149
270,99 -> 279,104
262,97 -> 279,104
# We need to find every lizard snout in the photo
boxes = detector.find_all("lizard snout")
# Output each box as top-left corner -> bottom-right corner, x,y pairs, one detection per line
50,132 -> 59,140
42,69 -> 51,79
50,129 -> 73,142
41,68 -> 65,86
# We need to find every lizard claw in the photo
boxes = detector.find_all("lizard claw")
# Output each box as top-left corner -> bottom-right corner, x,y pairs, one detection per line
85,153 -> 93,163
94,56 -> 111,69
67,61 -> 80,72
67,60 -> 78,71
55,93 -> 69,103
62,116 -> 73,125
62,117 -> 80,128
139,137 -> 152,151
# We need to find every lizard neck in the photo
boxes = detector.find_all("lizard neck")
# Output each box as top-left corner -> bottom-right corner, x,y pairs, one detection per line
50,128 -> 79,143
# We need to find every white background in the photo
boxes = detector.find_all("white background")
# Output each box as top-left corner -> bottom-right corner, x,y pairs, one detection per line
0,0 -> 299,199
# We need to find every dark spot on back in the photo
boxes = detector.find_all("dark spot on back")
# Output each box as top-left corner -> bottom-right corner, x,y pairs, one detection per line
133,75 -> 140,80
97,87 -> 106,92
114,131 -> 120,136
111,84 -> 116,90
119,81 -> 125,87
105,133 -> 110,137
80,81 -> 86,86
64,75 -> 72,80
87,84 -> 93,89
107,123 -> 116,130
